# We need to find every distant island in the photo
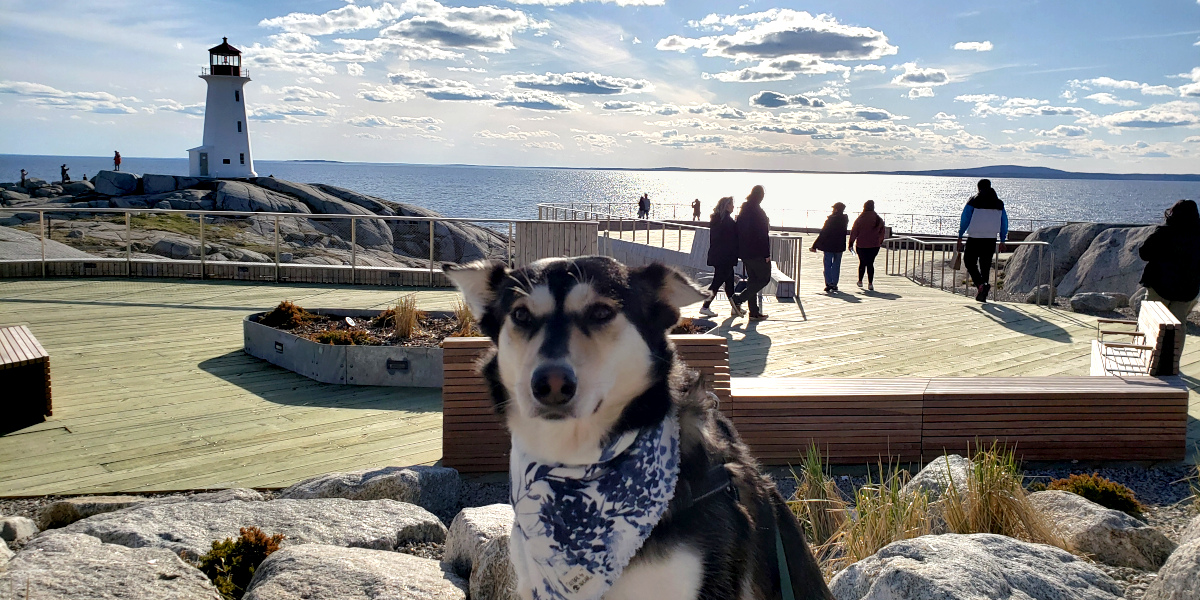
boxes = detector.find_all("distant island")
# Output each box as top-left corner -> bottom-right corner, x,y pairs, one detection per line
614,164 -> 1200,182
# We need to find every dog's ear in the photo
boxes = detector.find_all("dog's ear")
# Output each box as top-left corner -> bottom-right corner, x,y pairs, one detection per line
629,263 -> 707,310
443,260 -> 508,318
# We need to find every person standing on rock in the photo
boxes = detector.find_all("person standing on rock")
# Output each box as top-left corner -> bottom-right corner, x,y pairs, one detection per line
699,196 -> 743,318
1139,199 -> 1200,324
19,169 -> 26,186
732,185 -> 772,321
113,151 -> 122,172
811,202 -> 849,293
692,199 -> 702,221
61,164 -> 69,184
956,179 -> 1009,302
849,200 -> 887,291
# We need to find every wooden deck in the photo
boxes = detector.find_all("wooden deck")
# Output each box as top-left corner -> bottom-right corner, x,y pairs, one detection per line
2,250 -> 1199,495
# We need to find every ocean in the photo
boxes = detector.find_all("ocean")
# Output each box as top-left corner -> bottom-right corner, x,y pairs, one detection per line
4,154 -> 1199,233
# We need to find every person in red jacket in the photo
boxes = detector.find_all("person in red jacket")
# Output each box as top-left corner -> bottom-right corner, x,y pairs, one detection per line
849,200 -> 887,291
113,151 -> 122,172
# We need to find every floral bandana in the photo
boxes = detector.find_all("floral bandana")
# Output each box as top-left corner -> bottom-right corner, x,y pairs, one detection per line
510,411 -> 681,600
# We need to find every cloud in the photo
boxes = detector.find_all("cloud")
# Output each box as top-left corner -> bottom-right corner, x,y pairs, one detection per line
853,64 -> 887,72
346,115 -> 442,130
573,131 -> 620,151
475,127 -> 558,140
933,112 -> 956,120
955,94 -> 1091,118
508,0 -> 663,5
495,90 -> 581,111
657,9 -> 897,62
347,63 -> 364,76
953,41 -> 993,51
1091,101 -> 1200,129
0,80 -> 139,114
251,103 -> 336,121
269,32 -> 320,52
749,90 -> 827,108
260,2 -> 403,35
908,87 -> 935,99
378,0 -> 545,53
891,63 -> 950,87
1071,76 -> 1180,97
151,99 -> 205,116
707,57 -> 849,82
331,37 -> 464,61
356,85 -> 415,103
263,85 -> 340,102
1036,124 -> 1089,137
1084,92 -> 1138,107
505,72 -> 652,95
955,93 -> 1003,103
1141,85 -> 1176,96
596,100 -> 680,115
387,70 -> 492,101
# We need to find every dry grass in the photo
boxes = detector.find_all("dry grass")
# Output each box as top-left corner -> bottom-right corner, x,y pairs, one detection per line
449,297 -> 481,337
834,462 -> 931,569
391,295 -> 424,340
939,445 -> 1068,551
788,445 -> 849,578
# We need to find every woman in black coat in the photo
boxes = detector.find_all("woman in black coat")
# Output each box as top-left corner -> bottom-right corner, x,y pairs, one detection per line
810,202 -> 849,292
701,196 -> 743,317
1140,199 -> 1200,324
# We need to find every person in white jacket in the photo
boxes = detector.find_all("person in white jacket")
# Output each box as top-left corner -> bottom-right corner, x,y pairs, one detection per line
956,179 -> 1009,302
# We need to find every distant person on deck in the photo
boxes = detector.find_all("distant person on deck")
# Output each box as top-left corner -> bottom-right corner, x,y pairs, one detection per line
61,164 -> 69,183
957,179 -> 1009,302
637,193 -> 650,218
849,200 -> 887,291
113,151 -> 122,172
811,202 -> 849,293
1139,199 -> 1200,324
700,196 -> 743,318
692,199 -> 702,221
732,185 -> 771,321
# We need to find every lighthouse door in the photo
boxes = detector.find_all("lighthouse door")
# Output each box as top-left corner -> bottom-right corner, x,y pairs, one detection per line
199,153 -> 209,176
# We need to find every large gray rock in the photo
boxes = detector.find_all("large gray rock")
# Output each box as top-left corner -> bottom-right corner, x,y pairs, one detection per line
829,533 -> 1122,600
279,466 -> 460,520
1,189 -> 30,202
901,454 -> 969,502
0,533 -> 222,599
1025,284 -> 1054,304
1006,223 -> 1125,294
243,544 -> 467,600
54,498 -> 447,560
443,504 -> 513,578
38,495 -> 147,530
61,180 -> 95,195
1069,292 -> 1128,313
146,488 -> 266,506
1028,490 -> 1175,571
1180,513 -> 1200,547
0,226 -> 94,260
142,173 -> 180,194
470,534 -> 518,600
151,236 -> 202,260
92,170 -> 139,196
1144,539 -> 1200,600
1129,287 -> 1150,314
215,180 -> 311,214
253,178 -> 393,250
1,516 -> 38,542
0,540 -> 11,564
1057,226 -> 1156,297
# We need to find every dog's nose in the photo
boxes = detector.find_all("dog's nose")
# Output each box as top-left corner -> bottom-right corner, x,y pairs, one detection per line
531,364 -> 577,406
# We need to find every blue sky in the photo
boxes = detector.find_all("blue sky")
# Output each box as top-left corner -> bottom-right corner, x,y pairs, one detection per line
2,0 -> 1199,172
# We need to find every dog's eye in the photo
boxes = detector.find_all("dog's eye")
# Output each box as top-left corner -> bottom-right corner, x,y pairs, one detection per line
587,304 -> 616,323
511,306 -> 533,325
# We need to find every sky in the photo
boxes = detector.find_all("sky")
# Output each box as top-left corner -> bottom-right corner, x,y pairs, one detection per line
1,0 -> 1199,173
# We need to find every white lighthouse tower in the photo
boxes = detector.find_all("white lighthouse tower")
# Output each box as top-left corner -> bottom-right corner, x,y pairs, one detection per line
188,38 -> 256,178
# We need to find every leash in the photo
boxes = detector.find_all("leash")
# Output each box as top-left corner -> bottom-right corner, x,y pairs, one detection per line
774,526 -> 796,600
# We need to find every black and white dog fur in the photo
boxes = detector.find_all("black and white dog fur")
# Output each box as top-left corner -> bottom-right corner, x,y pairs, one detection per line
445,256 -> 832,600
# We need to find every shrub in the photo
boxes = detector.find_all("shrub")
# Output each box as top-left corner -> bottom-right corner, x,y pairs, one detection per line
196,527 -> 284,600
940,445 -> 1067,550
260,301 -> 319,329
670,318 -> 706,335
1047,473 -> 1144,519
449,297 -> 481,338
312,329 -> 375,345
834,461 -> 930,569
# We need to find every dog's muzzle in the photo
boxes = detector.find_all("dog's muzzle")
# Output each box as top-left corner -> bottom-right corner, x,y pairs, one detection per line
530,363 -> 577,418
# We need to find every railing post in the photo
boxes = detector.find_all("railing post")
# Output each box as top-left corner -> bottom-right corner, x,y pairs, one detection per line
508,222 -> 514,267
429,220 -> 435,287
350,217 -> 357,285
1049,247 -> 1056,305
198,214 -> 205,280
274,214 -> 281,283
38,210 -> 45,278
125,212 -> 132,278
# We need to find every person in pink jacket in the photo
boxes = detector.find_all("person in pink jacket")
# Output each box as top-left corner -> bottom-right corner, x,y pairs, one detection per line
848,200 -> 887,291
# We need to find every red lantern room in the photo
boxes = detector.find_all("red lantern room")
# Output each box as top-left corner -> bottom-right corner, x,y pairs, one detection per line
208,37 -> 242,76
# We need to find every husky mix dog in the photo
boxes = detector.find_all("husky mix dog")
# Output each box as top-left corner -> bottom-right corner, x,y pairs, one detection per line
445,256 -> 832,600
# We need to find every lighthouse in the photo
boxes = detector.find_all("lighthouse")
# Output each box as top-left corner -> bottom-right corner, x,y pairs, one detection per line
188,38 -> 256,178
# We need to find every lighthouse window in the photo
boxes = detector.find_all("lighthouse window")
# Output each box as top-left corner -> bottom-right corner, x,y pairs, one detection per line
240,153 -> 245,165
237,120 -> 242,133
234,90 -> 240,102
223,159 -> 231,164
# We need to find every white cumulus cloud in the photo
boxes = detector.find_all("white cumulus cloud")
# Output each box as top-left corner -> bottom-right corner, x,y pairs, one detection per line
260,3 -> 404,35
953,41 -> 993,51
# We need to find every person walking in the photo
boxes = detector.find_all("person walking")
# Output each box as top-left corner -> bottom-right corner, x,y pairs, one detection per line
849,200 -> 887,291
691,199 -> 702,221
700,196 -> 743,318
1139,199 -> 1200,325
956,179 -> 1008,302
113,151 -> 122,172
810,202 -> 849,293
732,185 -> 771,320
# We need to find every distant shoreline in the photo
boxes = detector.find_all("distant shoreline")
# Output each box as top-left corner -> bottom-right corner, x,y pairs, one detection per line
3,154 -> 1198,183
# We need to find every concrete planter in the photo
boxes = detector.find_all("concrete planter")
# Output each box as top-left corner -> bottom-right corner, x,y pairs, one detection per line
244,309 -> 447,388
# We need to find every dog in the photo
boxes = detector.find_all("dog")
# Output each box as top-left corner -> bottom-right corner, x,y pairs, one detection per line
445,256 -> 832,600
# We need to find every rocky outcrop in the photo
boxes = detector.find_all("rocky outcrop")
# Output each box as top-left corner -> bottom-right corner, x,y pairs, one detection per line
0,516 -> 38,542
244,544 -> 467,600
829,533 -> 1122,600
0,226 -> 94,260
1028,490 -> 1175,570
1056,226 -> 1156,297
0,533 -> 223,599
53,498 -> 447,560
1069,292 -> 1129,313
215,180 -> 310,214
253,178 -> 394,250
61,181 -> 95,195
92,170 -> 139,196
279,466 -> 460,521
1006,223 -> 1125,294
444,504 -> 514,580
38,495 -> 147,529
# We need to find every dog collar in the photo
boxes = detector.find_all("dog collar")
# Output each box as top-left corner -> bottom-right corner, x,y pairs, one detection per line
510,410 -> 681,600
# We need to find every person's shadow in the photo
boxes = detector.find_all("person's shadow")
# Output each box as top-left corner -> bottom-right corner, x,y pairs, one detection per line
862,290 -> 902,300
725,319 -> 772,376
969,303 -> 1073,343
827,290 -> 861,303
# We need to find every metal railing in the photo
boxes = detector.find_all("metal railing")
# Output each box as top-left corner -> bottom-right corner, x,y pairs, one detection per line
200,67 -> 251,77
546,201 -> 1070,236
0,206 -> 548,286
538,202 -> 708,256
884,235 -> 1055,306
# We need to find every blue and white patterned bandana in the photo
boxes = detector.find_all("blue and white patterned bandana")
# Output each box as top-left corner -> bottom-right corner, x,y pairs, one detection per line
510,411 -> 681,600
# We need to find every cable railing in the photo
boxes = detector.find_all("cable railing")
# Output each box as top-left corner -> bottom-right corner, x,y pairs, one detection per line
0,206 -> 556,286
884,235 -> 1055,306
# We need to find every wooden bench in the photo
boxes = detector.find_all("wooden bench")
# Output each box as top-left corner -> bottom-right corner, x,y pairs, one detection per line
0,325 -> 52,432
442,334 -> 730,473
1091,300 -> 1183,376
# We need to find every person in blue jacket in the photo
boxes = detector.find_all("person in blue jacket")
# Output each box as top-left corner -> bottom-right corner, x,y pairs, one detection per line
956,179 -> 1008,302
